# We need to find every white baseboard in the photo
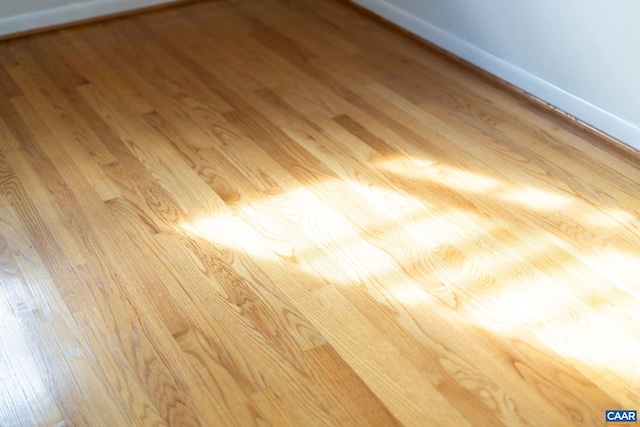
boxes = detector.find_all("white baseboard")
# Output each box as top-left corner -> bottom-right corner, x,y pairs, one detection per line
350,0 -> 640,149
0,0 -> 178,38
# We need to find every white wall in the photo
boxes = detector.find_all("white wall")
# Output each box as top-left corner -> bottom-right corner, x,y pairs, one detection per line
0,0 -> 176,38
351,0 -> 640,149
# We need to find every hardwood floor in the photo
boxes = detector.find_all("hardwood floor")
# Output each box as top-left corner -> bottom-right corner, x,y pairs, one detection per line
1,0 -> 640,425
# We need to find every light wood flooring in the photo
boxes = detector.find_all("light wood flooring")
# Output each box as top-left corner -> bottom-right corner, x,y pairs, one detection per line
1,0 -> 640,425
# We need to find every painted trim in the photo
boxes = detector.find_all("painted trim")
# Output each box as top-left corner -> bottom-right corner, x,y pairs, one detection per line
350,0 -> 640,149
0,0 -> 179,38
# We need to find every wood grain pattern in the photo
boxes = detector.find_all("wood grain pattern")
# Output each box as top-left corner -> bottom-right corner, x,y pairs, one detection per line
1,0 -> 639,425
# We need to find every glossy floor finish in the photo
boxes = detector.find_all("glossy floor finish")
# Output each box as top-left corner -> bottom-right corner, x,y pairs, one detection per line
1,0 -> 640,425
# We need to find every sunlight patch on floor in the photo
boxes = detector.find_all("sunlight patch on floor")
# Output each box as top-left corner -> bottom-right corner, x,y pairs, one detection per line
388,282 -> 435,305
345,181 -> 473,249
459,265 -> 640,393
377,157 -> 577,211
378,158 -> 501,193
583,207 -> 638,229
181,214 -> 273,258
182,157 -> 640,399
501,186 -> 573,212
584,249 -> 640,296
